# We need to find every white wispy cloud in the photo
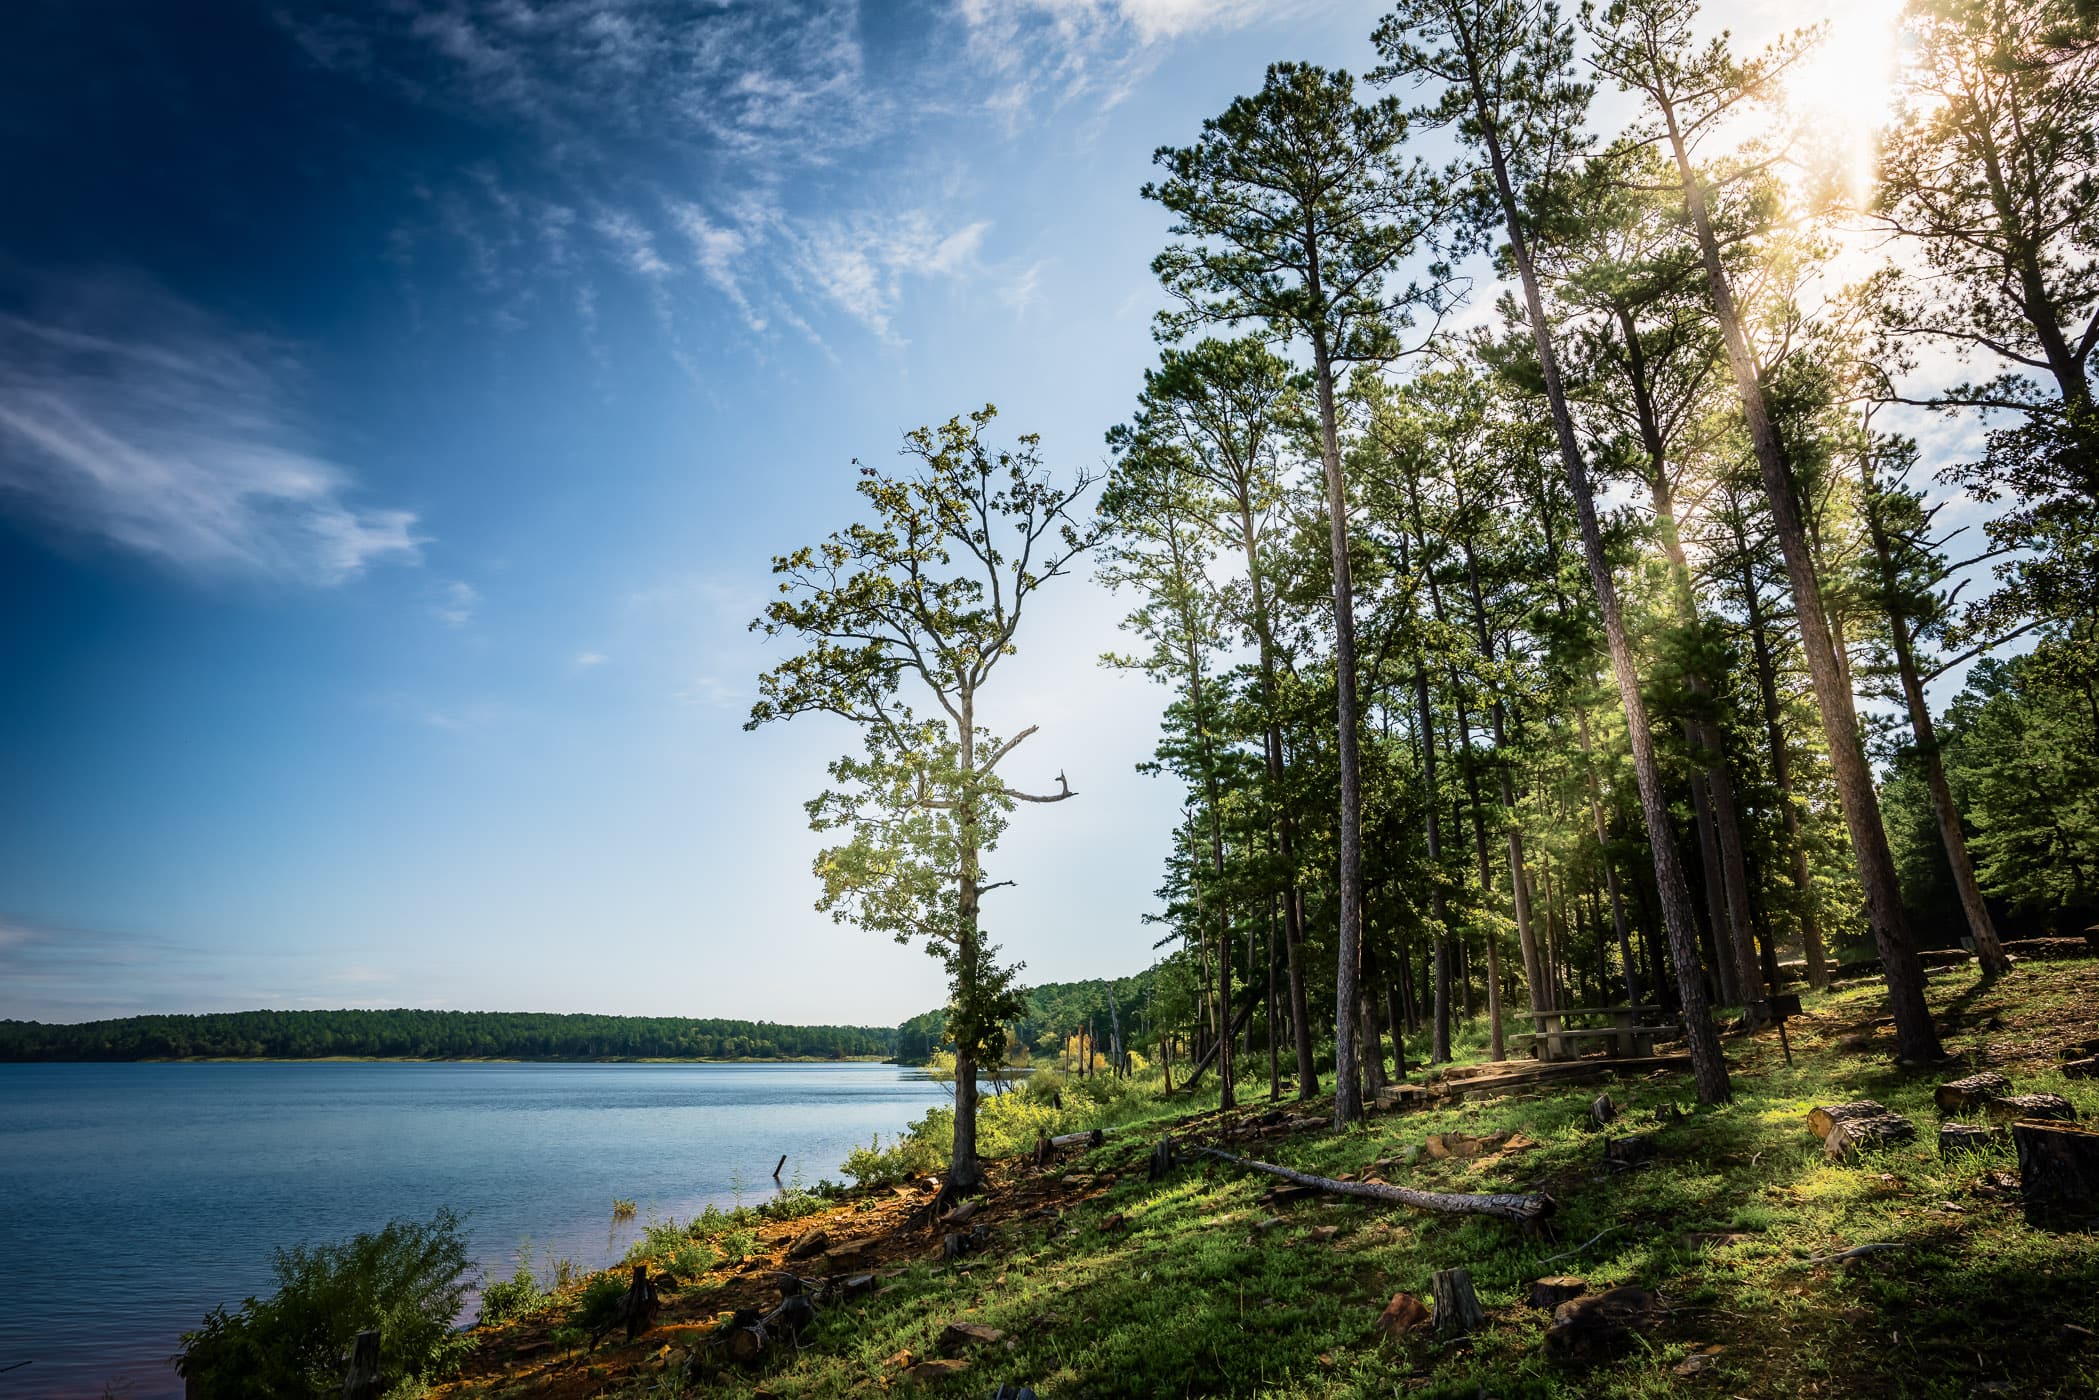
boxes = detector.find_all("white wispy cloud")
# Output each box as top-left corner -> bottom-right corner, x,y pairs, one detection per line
999,261 -> 1049,316
795,213 -> 992,341
431,579 -> 479,626
573,649 -> 608,667
595,210 -> 672,280
0,283 -> 421,584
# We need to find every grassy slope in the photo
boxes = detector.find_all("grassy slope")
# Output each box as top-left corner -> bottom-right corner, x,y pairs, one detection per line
446,959 -> 2099,1399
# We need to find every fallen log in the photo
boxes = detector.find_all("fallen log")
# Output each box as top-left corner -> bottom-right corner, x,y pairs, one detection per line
1934,1072 -> 2011,1116
1983,1093 -> 2080,1124
1049,1129 -> 1106,1152
2065,1057 -> 2099,1081
1825,1112 -> 1917,1160
2012,1121 -> 2099,1230
1939,1123 -> 1997,1158
1191,1146 -> 1554,1224
1808,1101 -> 1890,1140
1528,1276 -> 1586,1310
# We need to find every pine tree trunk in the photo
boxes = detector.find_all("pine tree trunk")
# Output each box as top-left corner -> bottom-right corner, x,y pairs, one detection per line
1309,325 -> 1366,1124
1732,511 -> 1829,988
1663,107 -> 1941,1062
1474,82 -> 1731,1102
1860,479 -> 2011,975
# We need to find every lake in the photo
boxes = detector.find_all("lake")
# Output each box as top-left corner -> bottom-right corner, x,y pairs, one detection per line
0,1061 -> 949,1398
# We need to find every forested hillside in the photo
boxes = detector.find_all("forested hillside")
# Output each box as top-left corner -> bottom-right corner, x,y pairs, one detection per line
0,1010 -> 897,1062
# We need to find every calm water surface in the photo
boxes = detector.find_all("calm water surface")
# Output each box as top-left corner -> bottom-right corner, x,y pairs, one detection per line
0,1061 -> 947,1398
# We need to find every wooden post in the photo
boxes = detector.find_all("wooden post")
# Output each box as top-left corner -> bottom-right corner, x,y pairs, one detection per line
773,1154 -> 788,1182
342,1330 -> 381,1400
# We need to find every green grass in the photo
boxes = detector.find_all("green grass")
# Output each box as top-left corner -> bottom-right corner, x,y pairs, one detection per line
504,961 -> 2099,1398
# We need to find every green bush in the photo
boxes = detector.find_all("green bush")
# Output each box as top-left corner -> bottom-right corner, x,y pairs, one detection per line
570,1273 -> 630,1348
840,1124 -> 944,1186
476,1264 -> 545,1326
176,1209 -> 474,1399
624,1218 -> 716,1280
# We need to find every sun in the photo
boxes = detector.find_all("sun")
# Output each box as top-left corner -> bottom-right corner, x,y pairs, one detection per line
1778,0 -> 1907,198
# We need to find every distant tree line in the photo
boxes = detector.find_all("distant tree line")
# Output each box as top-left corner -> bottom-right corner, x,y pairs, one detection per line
894,971 -> 1160,1067
0,1009 -> 898,1062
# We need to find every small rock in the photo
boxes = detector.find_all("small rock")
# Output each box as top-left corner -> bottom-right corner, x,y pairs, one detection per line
1376,1292 -> 1431,1341
1253,1215 -> 1286,1232
787,1228 -> 830,1260
903,1358 -> 970,1381
1307,1225 -> 1339,1243
1673,1345 -> 1724,1378
1099,1213 -> 1126,1231
940,1321 -> 1006,1353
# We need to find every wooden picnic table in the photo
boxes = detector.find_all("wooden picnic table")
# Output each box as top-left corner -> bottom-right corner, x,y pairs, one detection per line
1514,1004 -> 1674,1062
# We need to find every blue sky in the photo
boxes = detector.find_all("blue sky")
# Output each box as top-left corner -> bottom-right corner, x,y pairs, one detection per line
0,0 -> 1922,1026
0,0 -> 1407,1025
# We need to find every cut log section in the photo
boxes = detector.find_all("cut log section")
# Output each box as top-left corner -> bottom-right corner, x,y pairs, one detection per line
1430,1267 -> 1486,1338
1825,1112 -> 1917,1160
1939,1123 -> 1997,1157
1048,1129 -> 1105,1152
1602,1134 -> 1659,1170
2065,1058 -> 2099,1081
2011,1121 -> 2099,1230
1934,1072 -> 2011,1115
1192,1146 -> 1553,1224
1983,1093 -> 2080,1124
1808,1101 -> 1891,1140
1527,1276 -> 1586,1310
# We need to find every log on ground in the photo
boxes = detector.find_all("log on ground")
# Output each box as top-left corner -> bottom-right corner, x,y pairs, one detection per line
1940,1123 -> 1998,1158
1935,1072 -> 2012,1115
1826,1112 -> 1917,1160
1984,1094 -> 2080,1124
2012,1121 -> 2099,1230
1191,1146 -> 1553,1224
1808,1101 -> 1891,1140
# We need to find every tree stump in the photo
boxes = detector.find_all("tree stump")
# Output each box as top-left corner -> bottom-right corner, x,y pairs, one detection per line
2012,1121 -> 2099,1229
1147,1135 -> 1178,1183
1603,1134 -> 1659,1169
1543,1286 -> 1658,1365
1590,1093 -> 1617,1128
1934,1072 -> 2011,1115
1808,1101 -> 1889,1140
1528,1276 -> 1586,1310
341,1329 -> 381,1400
1430,1267 -> 1486,1339
620,1264 -> 659,1341
1940,1123 -> 1996,1158
1825,1112 -> 1917,1160
1984,1093 -> 2080,1124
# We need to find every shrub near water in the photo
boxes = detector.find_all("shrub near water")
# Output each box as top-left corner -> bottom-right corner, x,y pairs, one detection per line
177,1209 -> 474,1400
